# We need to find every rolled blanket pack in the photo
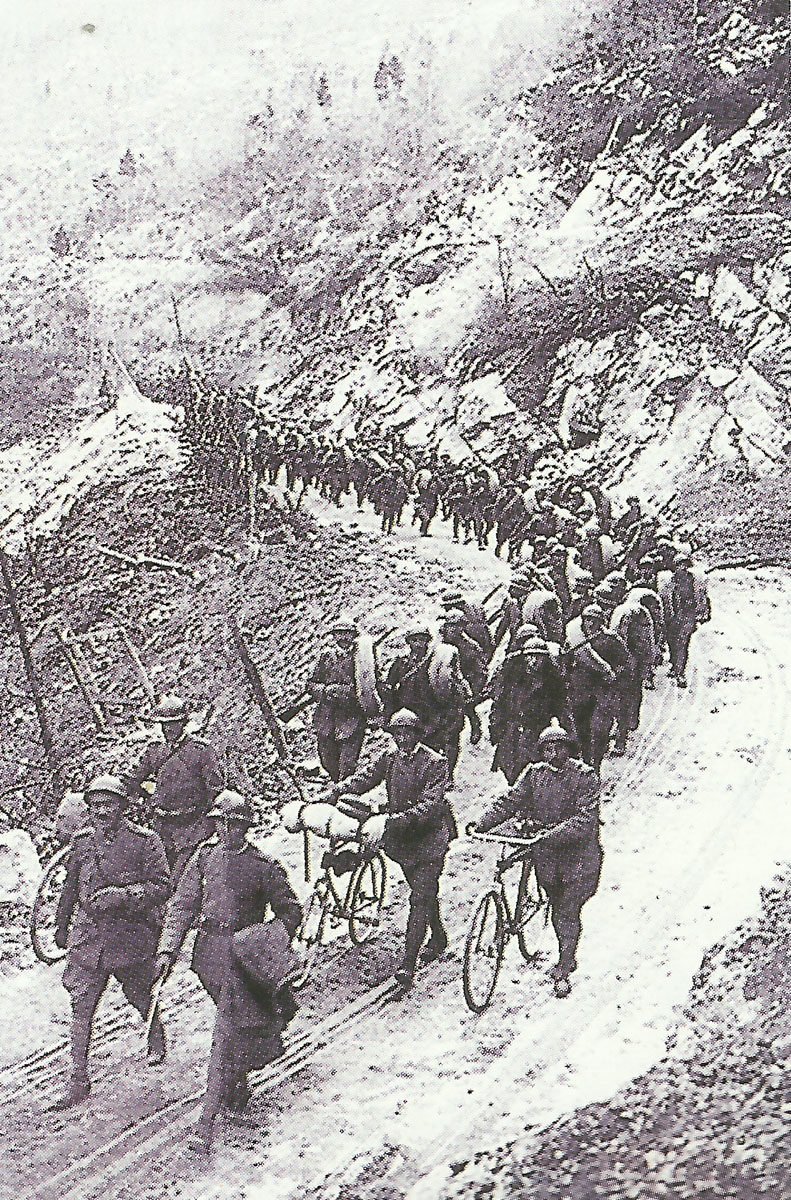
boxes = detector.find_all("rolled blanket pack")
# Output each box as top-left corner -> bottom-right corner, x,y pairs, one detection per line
280,800 -> 360,842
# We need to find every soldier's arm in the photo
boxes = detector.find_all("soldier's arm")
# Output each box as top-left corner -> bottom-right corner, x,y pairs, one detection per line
124,833 -> 171,913
476,769 -> 533,833
265,861 -> 302,939
382,659 -> 402,718
306,652 -> 328,699
336,750 -> 389,797
576,644 -> 616,684
201,743 -> 223,801
124,746 -> 157,799
54,845 -> 80,947
157,847 -> 204,961
387,756 -> 449,831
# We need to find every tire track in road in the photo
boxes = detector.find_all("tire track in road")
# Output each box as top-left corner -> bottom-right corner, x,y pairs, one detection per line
24,976 -> 401,1200
400,609 -> 787,1197
302,657 -> 699,1199
305,605 -> 786,1200
20,638 -> 695,1200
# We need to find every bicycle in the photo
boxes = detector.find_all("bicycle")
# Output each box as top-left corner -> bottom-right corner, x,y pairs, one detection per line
291,837 -> 388,989
30,845 -> 70,965
462,831 -> 550,1013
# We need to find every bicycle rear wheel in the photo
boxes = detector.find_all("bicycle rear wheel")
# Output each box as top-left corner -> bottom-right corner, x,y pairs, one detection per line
291,883 -> 330,989
462,889 -> 505,1013
30,846 -> 70,965
515,858 -> 547,963
348,853 -> 387,945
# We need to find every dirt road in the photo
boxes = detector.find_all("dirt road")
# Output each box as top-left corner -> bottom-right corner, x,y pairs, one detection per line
1,493 -> 788,1200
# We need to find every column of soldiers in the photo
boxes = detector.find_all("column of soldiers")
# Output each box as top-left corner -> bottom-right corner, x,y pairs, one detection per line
51,388 -> 711,1151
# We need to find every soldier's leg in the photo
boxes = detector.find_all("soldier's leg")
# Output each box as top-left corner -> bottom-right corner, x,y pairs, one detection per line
612,684 -> 632,754
551,890 -> 583,978
674,622 -> 695,685
589,698 -> 615,771
317,733 -> 342,783
465,702 -> 482,746
192,1013 -> 232,1154
61,960 -> 110,1094
337,727 -> 365,780
116,960 -> 166,1062
399,860 -> 443,979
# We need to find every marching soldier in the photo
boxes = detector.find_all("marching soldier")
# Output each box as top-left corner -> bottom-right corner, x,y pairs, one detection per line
327,710 -> 456,992
566,604 -> 631,770
156,791 -> 301,1152
307,614 -> 369,781
489,628 -> 567,783
440,590 -> 493,661
383,625 -> 437,727
52,775 -> 170,1109
665,553 -> 705,688
470,723 -> 602,998
439,611 -> 487,746
128,695 -> 223,885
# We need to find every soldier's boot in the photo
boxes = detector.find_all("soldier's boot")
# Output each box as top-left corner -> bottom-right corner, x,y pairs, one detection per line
187,1119 -> 214,1157
419,894 -> 448,965
47,1075 -> 91,1112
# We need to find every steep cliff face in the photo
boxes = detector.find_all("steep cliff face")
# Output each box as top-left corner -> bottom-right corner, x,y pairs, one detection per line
252,0 -> 790,533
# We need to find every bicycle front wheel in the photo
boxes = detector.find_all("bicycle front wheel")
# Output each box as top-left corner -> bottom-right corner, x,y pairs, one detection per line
515,858 -> 547,963
30,846 -> 70,965
348,853 -> 387,945
291,884 -> 330,989
462,889 -> 505,1014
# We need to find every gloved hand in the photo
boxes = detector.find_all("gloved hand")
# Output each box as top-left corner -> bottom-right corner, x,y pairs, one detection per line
90,886 -> 128,913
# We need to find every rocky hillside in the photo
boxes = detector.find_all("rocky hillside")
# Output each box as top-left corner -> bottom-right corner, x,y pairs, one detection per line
4,2 -> 788,554
436,866 -> 791,1200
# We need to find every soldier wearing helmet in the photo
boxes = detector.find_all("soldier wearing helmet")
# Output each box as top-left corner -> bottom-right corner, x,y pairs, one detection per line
488,627 -> 567,784
566,604 -> 631,769
51,775 -> 170,1109
439,610 -> 488,747
307,613 -> 369,782
472,722 -> 602,998
382,625 -> 436,729
157,790 -> 301,1152
127,694 -> 223,885
325,708 -> 456,993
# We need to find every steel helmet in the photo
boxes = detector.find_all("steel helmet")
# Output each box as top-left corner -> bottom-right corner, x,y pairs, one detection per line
208,790 -> 255,824
581,603 -> 606,624
330,612 -> 359,634
441,590 -> 464,606
538,721 -> 573,746
522,637 -> 550,655
405,624 -> 432,641
386,708 -> 423,732
149,694 -> 190,723
84,774 -> 128,803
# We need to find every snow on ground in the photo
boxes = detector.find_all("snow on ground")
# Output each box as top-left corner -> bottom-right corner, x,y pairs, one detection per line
0,353 -> 180,552
1,482 -> 788,1200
